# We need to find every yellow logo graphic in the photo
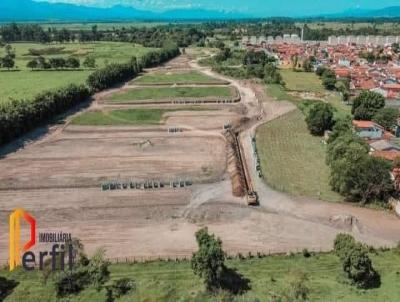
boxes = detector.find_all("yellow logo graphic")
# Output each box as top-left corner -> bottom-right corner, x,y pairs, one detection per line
9,208 -> 36,271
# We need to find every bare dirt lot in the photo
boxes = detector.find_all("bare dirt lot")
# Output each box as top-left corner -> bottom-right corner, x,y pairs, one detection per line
1,51 -> 400,263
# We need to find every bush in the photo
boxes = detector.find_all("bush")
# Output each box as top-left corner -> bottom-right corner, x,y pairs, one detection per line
333,233 -> 356,260
305,102 -> 334,136
342,244 -> 380,289
53,248 -> 110,297
106,278 -> 136,301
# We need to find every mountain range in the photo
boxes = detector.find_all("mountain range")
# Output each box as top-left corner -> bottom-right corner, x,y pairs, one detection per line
0,0 -> 248,21
1,0 -> 400,21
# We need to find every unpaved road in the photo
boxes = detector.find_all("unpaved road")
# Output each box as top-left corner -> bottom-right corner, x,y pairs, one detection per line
0,52 -> 400,264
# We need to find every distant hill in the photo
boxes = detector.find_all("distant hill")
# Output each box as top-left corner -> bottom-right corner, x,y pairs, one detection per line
1,0 -> 400,21
327,6 -> 400,18
0,0 -> 248,21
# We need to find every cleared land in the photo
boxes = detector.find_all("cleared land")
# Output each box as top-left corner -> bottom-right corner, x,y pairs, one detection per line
2,250 -> 400,301
280,69 -> 326,93
106,86 -> 234,102
256,109 -> 341,202
0,42 -> 154,101
71,109 -> 167,125
133,70 -> 225,84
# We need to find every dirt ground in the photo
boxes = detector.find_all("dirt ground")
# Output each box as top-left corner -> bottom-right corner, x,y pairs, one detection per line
1,51 -> 400,263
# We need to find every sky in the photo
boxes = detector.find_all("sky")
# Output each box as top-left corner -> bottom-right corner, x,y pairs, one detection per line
37,0 -> 400,16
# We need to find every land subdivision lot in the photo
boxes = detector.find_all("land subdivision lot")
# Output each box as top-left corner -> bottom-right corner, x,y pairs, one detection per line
105,86 -> 236,103
133,70 -> 227,85
280,69 -> 326,93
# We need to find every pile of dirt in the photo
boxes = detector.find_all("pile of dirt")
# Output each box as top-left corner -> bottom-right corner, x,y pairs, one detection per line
225,133 -> 245,197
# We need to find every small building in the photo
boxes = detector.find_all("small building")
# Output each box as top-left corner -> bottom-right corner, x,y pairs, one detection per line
369,140 -> 400,152
353,120 -> 384,140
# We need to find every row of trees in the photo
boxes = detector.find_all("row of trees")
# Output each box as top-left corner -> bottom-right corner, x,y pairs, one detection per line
27,56 -> 82,70
0,23 -> 206,48
0,84 -> 90,145
0,45 -> 180,145
87,45 -> 180,92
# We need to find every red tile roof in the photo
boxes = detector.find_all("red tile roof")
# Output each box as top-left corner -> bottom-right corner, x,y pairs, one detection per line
352,120 -> 383,129
372,150 -> 400,161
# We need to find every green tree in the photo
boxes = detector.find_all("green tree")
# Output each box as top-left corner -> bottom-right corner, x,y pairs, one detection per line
26,59 -> 38,70
49,57 -> 66,69
1,54 -> 15,70
191,227 -> 225,292
83,56 -> 96,68
372,107 -> 399,130
305,102 -> 334,136
66,57 -> 80,69
264,63 -> 284,84
327,116 -> 352,144
352,91 -> 385,120
322,69 -> 337,90
342,244 -> 380,289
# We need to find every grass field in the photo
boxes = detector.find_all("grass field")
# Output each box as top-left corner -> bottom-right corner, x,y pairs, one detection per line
1,249 -> 400,301
71,109 -> 167,125
256,109 -> 342,202
107,86 -> 233,102
0,42 -> 154,101
280,69 -> 325,93
133,71 -> 223,84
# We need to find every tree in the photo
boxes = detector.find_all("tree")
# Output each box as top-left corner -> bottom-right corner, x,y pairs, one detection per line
352,91 -> 385,121
65,57 -> 80,69
342,244 -> 380,289
327,116 -> 352,144
1,45 -> 15,70
49,57 -> 66,69
372,107 -> 399,130
322,69 -> 337,90
83,56 -> 96,68
305,102 -> 335,136
191,227 -> 225,292
26,59 -> 38,70
333,233 -> 357,260
264,63 -> 284,85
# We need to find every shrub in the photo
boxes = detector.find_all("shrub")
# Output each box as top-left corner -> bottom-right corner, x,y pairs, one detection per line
53,248 -> 110,297
333,233 -> 356,260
